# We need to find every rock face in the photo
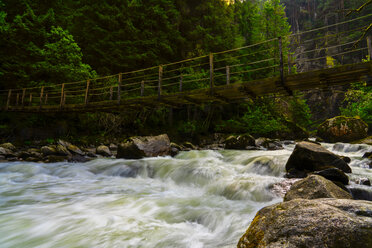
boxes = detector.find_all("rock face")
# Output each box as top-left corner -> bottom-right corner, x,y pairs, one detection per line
117,134 -> 171,159
224,134 -> 255,149
284,175 -> 352,201
317,116 -> 368,143
285,141 -> 351,175
237,198 -> 372,248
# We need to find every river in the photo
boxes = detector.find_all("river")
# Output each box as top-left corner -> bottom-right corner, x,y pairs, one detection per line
0,142 -> 371,248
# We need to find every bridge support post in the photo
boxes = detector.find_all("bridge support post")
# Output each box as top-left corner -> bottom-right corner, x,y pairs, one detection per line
367,36 -> 372,60
288,54 -> 292,74
84,80 -> 90,105
60,83 -> 65,109
278,37 -> 292,96
6,89 -> 11,110
39,86 -> 44,109
209,53 -> 214,93
16,93 -> 19,106
109,86 -> 113,100
29,93 -> 33,106
118,73 -> 122,105
158,65 -> 163,98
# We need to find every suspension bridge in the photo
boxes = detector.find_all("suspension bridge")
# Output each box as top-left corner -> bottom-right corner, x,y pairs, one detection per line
1,15 -> 372,113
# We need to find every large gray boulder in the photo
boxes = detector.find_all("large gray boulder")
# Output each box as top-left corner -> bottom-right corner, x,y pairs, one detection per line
285,141 -> 351,175
284,175 -> 352,201
237,198 -> 372,248
317,116 -> 368,143
117,134 -> 171,159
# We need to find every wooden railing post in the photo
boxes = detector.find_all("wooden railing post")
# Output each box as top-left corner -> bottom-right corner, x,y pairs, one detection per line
84,80 -> 90,105
226,66 -> 230,85
109,86 -> 113,100
209,53 -> 214,92
288,54 -> 292,74
39,86 -> 44,109
44,94 -> 48,104
6,89 -> 12,110
29,93 -> 33,106
60,83 -> 65,108
16,93 -> 19,106
367,36 -> 372,60
141,81 -> 144,96
118,73 -> 122,104
179,74 -> 183,92
158,65 -> 163,97
21,89 -> 26,107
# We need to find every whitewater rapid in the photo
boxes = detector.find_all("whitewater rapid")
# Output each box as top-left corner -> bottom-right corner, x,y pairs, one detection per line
0,143 -> 371,248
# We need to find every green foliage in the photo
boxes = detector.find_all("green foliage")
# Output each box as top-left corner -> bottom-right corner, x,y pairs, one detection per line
340,81 -> 372,126
288,95 -> 313,129
0,5 -> 95,89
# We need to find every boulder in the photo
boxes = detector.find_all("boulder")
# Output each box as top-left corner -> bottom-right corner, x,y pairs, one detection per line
255,138 -> 283,150
284,175 -> 352,202
58,140 -> 85,156
182,142 -> 197,150
96,145 -> 111,157
0,147 -> 14,157
237,198 -> 372,248
348,187 -> 372,201
317,116 -> 368,143
225,134 -> 255,150
0,143 -> 16,151
363,151 -> 372,159
41,146 -> 57,156
313,167 -> 349,185
55,144 -> 71,156
285,141 -> 351,174
117,134 -> 171,159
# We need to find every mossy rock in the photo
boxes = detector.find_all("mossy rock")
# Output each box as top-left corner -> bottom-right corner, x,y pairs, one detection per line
224,134 -> 255,150
237,198 -> 372,248
317,116 -> 368,143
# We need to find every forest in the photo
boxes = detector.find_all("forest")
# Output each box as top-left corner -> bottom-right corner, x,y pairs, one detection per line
0,0 -> 371,144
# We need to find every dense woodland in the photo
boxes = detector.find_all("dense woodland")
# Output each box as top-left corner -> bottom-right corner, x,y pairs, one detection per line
0,0 -> 370,144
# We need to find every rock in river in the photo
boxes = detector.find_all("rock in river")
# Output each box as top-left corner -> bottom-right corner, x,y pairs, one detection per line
224,134 -> 255,150
317,116 -> 368,143
117,134 -> 171,159
237,198 -> 372,248
285,141 -> 351,175
284,175 -> 352,201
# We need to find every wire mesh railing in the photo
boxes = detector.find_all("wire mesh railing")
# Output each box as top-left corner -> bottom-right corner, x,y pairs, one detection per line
1,14 -> 371,111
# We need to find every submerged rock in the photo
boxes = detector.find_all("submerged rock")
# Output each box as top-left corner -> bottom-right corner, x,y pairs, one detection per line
224,134 -> 255,150
284,175 -> 352,201
117,134 -> 171,159
317,116 -> 368,143
237,198 -> 372,248
285,141 -> 351,175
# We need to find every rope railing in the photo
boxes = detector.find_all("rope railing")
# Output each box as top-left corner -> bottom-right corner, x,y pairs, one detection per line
1,14 -> 371,111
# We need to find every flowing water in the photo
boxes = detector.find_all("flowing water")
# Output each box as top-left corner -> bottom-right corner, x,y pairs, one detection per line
0,143 -> 371,248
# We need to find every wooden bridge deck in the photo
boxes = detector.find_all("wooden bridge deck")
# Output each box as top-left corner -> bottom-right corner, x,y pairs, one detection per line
2,61 -> 371,113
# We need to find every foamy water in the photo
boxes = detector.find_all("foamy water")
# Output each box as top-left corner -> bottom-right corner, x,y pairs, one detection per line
0,143 -> 370,248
